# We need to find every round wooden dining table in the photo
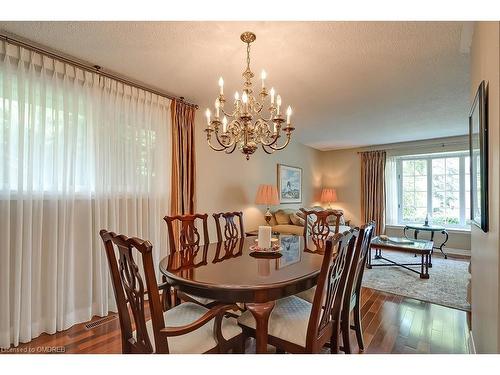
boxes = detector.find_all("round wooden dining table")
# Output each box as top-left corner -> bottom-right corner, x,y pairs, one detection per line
159,235 -> 324,354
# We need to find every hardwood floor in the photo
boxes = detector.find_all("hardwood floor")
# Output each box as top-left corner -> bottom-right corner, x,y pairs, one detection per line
2,287 -> 470,354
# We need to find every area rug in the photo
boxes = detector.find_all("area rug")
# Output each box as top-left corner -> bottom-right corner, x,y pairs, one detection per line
362,250 -> 470,311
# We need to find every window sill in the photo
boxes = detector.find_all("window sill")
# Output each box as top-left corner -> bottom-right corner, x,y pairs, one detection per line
385,224 -> 471,234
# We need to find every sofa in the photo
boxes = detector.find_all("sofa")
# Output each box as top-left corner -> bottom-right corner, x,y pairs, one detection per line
268,206 -> 351,235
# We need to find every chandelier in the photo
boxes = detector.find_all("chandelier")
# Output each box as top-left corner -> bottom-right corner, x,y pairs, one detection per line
204,31 -> 295,160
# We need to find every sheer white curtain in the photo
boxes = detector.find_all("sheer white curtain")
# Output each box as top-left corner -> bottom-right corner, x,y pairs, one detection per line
0,41 -> 171,348
385,154 -> 398,227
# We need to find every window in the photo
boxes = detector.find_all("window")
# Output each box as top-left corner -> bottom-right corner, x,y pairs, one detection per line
395,152 -> 470,228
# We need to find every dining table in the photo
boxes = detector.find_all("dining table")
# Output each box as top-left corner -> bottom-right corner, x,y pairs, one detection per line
159,235 -> 325,354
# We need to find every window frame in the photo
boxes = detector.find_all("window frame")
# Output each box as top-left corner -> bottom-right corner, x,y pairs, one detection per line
396,151 -> 471,229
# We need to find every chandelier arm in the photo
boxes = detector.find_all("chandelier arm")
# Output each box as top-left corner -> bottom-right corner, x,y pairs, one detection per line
221,107 -> 238,118
269,134 -> 292,151
254,119 -> 281,147
207,136 -> 228,152
214,131 -> 235,149
261,144 -> 276,155
224,143 -> 237,154
258,130 -> 280,147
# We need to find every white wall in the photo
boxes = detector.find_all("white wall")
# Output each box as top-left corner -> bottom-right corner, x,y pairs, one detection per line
470,21 -> 500,353
195,117 -> 323,239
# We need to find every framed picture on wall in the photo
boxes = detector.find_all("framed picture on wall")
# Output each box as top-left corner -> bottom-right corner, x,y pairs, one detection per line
277,164 -> 302,203
469,80 -> 488,232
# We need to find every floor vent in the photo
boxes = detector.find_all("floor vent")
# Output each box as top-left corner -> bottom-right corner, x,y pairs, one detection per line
85,315 -> 117,330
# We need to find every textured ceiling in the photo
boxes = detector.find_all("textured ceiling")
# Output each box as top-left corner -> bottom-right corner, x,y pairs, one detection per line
0,21 -> 471,150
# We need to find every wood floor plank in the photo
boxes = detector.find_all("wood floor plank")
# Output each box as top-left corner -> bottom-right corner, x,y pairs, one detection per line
1,287 -> 470,354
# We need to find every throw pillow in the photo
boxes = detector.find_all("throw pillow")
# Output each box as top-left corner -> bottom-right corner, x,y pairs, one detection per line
290,212 -> 305,226
275,209 -> 292,225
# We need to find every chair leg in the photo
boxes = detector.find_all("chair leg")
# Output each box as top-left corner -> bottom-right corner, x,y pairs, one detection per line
341,311 -> 352,354
330,320 -> 340,354
353,302 -> 365,352
233,336 -> 246,354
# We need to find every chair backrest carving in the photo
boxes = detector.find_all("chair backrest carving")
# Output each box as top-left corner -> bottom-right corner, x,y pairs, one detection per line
164,214 -> 210,253
306,229 -> 357,351
213,211 -> 245,242
344,221 -> 375,307
100,230 -> 167,354
301,208 -> 343,240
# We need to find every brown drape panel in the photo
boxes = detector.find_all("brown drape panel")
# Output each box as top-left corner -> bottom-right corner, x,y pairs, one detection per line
360,150 -> 386,235
170,100 -> 196,216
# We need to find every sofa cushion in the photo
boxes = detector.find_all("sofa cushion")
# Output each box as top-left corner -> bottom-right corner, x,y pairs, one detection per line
272,225 -> 304,236
275,209 -> 292,225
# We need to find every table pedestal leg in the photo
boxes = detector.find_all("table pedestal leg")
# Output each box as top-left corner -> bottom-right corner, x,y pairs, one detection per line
246,301 -> 275,354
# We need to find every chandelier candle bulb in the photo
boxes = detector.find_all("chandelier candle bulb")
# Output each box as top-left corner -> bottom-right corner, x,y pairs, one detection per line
286,106 -> 292,124
215,99 -> 220,118
261,70 -> 266,88
222,116 -> 228,133
242,91 -> 248,112
205,109 -> 211,126
276,95 -> 282,115
270,87 -> 275,105
218,77 -> 224,95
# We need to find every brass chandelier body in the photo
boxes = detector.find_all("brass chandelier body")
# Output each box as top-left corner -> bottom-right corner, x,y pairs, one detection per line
205,32 -> 295,160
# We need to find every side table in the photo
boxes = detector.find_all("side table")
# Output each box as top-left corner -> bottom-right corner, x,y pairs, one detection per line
403,224 -> 449,261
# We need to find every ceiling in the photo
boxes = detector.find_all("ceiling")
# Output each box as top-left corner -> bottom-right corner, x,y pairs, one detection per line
0,21 -> 471,150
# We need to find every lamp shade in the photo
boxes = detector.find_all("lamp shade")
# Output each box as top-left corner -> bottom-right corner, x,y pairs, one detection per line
320,188 -> 338,203
255,184 -> 279,205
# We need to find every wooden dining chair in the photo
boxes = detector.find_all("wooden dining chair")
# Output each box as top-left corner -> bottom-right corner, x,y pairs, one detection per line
237,229 -> 356,353
340,221 -> 375,353
100,229 -> 244,354
213,211 -> 245,242
300,208 -> 344,251
164,213 -> 215,307
164,213 -> 210,254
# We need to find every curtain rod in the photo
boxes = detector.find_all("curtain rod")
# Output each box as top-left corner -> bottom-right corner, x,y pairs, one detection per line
0,33 -> 199,109
356,136 -> 469,154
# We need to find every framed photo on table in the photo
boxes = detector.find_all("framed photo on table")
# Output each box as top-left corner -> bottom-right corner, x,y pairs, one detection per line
469,80 -> 488,232
277,164 -> 302,203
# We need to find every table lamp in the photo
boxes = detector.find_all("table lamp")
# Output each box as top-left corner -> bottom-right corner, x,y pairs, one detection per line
255,184 -> 279,225
320,188 -> 337,209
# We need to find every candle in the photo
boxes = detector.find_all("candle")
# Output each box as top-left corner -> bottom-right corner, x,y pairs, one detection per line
258,226 -> 272,249
222,116 -> 228,133
286,106 -> 292,124
205,108 -> 211,126
242,92 -> 248,112
261,70 -> 266,89
215,99 -> 220,118
276,95 -> 282,115
218,77 -> 224,95
270,87 -> 275,105
234,91 -> 240,101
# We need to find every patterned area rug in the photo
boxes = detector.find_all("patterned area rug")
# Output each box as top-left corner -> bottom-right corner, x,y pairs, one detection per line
362,250 -> 470,311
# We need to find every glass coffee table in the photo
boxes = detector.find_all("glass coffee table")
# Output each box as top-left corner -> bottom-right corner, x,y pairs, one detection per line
369,236 -> 434,279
